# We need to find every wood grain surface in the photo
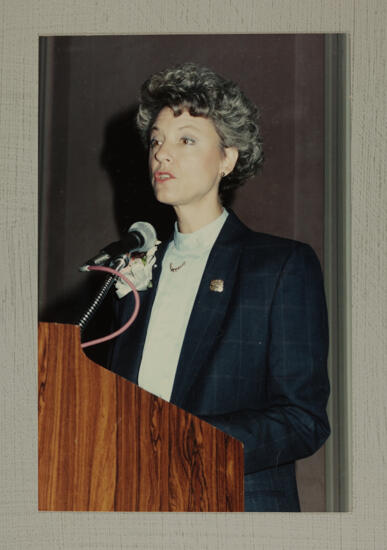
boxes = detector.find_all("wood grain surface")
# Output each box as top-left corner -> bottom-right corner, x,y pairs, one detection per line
38,323 -> 244,511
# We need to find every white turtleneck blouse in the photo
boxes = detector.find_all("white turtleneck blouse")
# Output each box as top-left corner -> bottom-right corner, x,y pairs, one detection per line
137,208 -> 228,401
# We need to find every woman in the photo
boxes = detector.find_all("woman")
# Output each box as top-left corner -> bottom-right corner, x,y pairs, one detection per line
108,62 -> 330,512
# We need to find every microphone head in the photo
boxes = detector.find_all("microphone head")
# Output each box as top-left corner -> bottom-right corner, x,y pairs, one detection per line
129,221 -> 157,252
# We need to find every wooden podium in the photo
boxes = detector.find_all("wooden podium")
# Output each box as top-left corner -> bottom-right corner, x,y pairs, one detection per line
38,323 -> 244,511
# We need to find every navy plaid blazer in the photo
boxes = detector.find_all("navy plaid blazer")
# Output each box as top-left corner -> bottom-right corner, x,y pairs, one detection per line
108,211 -> 330,511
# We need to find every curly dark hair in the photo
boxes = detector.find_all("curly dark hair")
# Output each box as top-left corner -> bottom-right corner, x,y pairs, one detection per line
136,62 -> 264,198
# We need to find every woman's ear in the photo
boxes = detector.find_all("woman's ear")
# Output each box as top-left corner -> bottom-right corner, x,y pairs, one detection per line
222,146 -> 239,176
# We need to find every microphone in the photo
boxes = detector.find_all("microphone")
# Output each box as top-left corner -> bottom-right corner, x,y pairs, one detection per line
79,221 -> 157,271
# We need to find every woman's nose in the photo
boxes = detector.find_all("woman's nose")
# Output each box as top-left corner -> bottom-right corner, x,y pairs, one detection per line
154,141 -> 172,162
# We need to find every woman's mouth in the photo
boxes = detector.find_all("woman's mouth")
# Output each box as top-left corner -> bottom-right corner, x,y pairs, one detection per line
154,171 -> 175,183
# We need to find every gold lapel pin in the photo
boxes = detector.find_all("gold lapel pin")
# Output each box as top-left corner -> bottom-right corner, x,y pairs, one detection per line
210,279 -> 224,293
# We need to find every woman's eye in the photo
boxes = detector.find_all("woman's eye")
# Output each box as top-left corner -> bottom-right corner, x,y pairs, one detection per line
181,136 -> 195,145
149,137 -> 160,148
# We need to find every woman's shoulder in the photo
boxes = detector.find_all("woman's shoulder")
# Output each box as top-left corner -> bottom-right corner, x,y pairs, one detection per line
243,228 -> 312,254
231,216 -> 321,271
229,212 -> 314,255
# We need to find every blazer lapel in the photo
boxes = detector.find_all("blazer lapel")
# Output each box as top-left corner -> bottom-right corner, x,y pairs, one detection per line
170,212 -> 248,407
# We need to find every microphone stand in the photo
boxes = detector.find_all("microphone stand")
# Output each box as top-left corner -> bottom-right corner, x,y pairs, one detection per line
78,256 -> 127,332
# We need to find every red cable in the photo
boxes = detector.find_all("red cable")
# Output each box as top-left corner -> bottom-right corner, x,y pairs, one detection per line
81,265 -> 140,349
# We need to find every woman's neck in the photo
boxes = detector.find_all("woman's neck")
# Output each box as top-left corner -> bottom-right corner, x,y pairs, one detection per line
174,202 -> 223,234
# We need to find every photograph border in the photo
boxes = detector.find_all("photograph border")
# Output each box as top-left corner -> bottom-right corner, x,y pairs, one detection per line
1,1 -> 386,548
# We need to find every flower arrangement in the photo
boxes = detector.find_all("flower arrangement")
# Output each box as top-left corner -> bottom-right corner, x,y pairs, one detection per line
114,242 -> 160,299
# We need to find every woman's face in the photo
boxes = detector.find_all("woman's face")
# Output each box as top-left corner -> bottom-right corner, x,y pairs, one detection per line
148,107 -> 237,211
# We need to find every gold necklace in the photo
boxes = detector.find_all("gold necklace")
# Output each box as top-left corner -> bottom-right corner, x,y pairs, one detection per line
169,261 -> 186,272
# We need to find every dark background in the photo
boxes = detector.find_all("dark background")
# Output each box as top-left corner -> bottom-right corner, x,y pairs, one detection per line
38,34 -> 326,511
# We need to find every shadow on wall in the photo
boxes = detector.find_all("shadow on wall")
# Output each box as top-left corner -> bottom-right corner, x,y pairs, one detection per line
40,107 -> 176,365
100,106 -> 176,240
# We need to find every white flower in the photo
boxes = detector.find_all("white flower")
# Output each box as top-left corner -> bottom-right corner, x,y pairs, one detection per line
115,242 -> 160,299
